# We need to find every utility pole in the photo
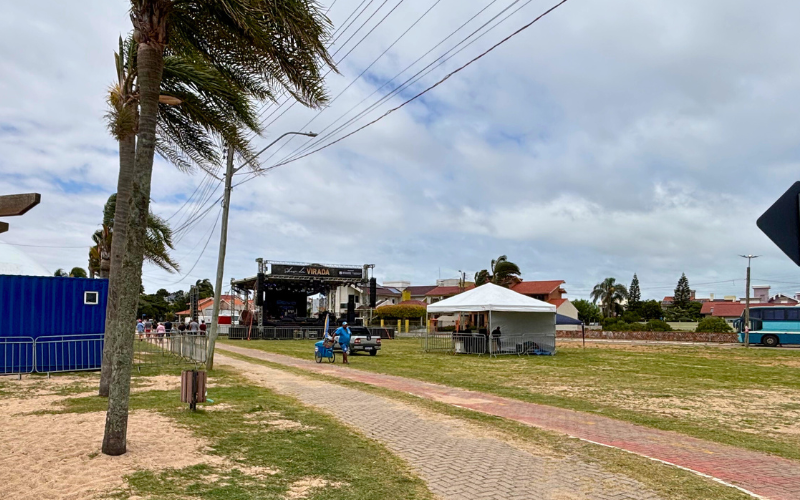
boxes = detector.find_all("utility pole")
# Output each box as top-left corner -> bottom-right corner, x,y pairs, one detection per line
740,254 -> 759,348
206,132 -> 317,369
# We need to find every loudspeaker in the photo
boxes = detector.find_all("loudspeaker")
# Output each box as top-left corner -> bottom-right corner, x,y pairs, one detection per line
369,277 -> 377,308
255,273 -> 264,306
347,295 -> 356,324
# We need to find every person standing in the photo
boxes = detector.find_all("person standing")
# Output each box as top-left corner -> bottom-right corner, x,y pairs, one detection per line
178,321 -> 186,333
164,319 -> 173,336
156,322 -> 166,336
189,318 -> 199,334
334,322 -> 352,364
144,318 -> 153,337
136,319 -> 145,337
199,319 -> 207,335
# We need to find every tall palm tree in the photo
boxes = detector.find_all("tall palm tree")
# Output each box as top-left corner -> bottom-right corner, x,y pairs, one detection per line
590,278 -> 628,317
99,35 -> 256,398
474,255 -> 522,288
103,1 -> 335,456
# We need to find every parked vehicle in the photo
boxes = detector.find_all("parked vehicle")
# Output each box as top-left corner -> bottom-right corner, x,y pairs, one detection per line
735,306 -> 800,347
334,326 -> 381,355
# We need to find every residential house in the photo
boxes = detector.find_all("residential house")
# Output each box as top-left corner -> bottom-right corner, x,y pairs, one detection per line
329,284 -> 402,317
176,295 -> 246,324
511,280 -> 579,320
425,284 -> 475,303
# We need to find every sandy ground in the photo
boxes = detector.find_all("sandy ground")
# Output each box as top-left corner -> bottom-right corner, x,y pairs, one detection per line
0,373 -> 223,500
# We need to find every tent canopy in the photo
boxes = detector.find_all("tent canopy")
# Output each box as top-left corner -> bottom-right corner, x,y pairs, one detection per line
427,283 -> 556,313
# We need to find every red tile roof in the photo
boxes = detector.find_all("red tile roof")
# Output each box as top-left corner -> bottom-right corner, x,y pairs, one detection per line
701,302 -> 784,318
425,284 -> 475,297
662,296 -> 674,302
405,285 -> 436,296
176,295 -> 245,315
397,300 -> 428,307
512,280 -> 565,295
549,298 -> 567,308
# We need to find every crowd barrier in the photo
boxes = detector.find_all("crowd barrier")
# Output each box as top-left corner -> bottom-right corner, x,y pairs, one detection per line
1,332 -> 206,375
422,331 -> 556,356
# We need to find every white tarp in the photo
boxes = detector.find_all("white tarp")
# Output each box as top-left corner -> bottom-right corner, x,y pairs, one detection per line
426,283 -> 557,313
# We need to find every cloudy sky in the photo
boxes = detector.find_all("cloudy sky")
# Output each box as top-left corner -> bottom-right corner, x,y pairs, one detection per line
2,0 -> 800,301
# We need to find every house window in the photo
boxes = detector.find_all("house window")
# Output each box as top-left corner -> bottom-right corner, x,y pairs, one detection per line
84,291 -> 99,305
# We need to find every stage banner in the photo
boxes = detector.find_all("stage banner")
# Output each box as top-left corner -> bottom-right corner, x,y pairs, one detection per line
267,263 -> 363,279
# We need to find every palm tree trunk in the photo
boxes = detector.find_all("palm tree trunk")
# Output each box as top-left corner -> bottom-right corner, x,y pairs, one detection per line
98,131 -> 136,396
102,39 -> 164,456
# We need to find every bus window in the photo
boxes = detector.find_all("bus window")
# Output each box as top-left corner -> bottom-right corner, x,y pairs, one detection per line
765,309 -> 785,320
750,310 -> 762,319
789,309 -> 800,320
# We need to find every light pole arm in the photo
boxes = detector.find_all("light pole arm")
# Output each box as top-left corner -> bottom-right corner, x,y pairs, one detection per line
232,131 -> 317,174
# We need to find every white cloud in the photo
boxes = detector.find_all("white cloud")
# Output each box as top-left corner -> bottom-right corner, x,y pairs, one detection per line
3,0 -> 800,302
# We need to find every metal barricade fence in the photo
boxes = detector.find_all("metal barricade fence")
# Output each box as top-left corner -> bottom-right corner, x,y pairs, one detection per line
1,337 -> 35,374
35,334 -> 105,373
134,333 -> 207,367
453,334 -> 487,355
422,332 -> 454,352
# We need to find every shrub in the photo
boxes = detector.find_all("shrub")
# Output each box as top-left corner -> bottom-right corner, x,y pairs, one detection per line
621,311 -> 641,323
645,319 -> 672,332
695,317 -> 732,333
374,304 -> 427,320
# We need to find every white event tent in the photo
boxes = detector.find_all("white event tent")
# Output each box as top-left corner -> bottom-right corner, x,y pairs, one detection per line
426,283 -> 557,355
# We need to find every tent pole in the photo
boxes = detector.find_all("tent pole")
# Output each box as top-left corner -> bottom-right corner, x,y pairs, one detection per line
489,310 -> 492,357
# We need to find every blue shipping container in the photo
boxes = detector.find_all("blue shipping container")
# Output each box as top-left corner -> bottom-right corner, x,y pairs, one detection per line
0,276 -> 108,373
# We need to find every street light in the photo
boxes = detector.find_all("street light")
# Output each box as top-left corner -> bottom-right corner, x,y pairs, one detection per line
739,254 -> 759,347
206,131 -> 317,369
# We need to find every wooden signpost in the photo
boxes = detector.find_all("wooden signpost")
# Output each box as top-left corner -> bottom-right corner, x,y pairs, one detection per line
0,193 -> 41,234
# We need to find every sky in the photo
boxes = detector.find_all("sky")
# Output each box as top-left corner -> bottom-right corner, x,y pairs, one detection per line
2,0 -> 800,302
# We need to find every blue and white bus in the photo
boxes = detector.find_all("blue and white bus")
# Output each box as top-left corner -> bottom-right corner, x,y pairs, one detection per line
735,306 -> 800,347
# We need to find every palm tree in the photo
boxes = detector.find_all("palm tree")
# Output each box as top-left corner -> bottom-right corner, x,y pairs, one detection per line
69,267 -> 88,278
590,278 -> 628,317
95,194 -> 179,278
474,255 -> 522,288
99,34 -> 260,398
103,1 -> 335,456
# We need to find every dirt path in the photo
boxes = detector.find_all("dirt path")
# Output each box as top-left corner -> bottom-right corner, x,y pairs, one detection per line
216,353 -> 661,500
217,343 -> 800,500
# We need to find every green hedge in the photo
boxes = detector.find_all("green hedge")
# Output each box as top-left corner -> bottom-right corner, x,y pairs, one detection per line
695,317 -> 733,333
374,304 -> 427,320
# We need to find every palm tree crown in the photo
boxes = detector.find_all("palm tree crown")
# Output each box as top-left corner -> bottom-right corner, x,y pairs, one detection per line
590,278 -> 628,317
474,255 -> 522,288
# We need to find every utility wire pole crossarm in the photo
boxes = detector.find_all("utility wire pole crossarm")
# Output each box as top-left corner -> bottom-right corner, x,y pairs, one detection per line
206,132 -> 317,370
740,254 -> 759,348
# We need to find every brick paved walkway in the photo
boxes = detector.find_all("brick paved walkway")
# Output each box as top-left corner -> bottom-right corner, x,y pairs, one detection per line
218,343 -> 800,500
217,354 -> 662,500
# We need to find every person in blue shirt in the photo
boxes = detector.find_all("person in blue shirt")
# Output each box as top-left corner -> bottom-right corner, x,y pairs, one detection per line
334,322 -> 352,364
136,319 -> 145,335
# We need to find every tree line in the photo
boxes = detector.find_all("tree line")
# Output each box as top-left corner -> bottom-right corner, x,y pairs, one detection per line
571,273 -> 731,333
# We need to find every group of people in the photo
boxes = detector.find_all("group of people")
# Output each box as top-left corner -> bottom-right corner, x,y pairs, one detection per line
136,318 -> 208,337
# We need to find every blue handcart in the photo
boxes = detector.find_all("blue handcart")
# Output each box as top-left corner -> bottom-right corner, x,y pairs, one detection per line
314,340 -> 335,363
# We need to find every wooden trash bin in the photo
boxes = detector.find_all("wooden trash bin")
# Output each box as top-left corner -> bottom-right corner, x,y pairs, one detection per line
181,370 -> 207,410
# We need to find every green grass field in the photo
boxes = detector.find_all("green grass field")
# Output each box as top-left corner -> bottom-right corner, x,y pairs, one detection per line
221,337 -> 800,461
7,366 -> 432,500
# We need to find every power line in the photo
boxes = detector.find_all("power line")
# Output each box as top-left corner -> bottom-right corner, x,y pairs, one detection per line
256,0 -> 570,173
157,207 -> 222,287
0,241 -> 87,249
270,0 -> 518,166
257,0 -> 442,168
